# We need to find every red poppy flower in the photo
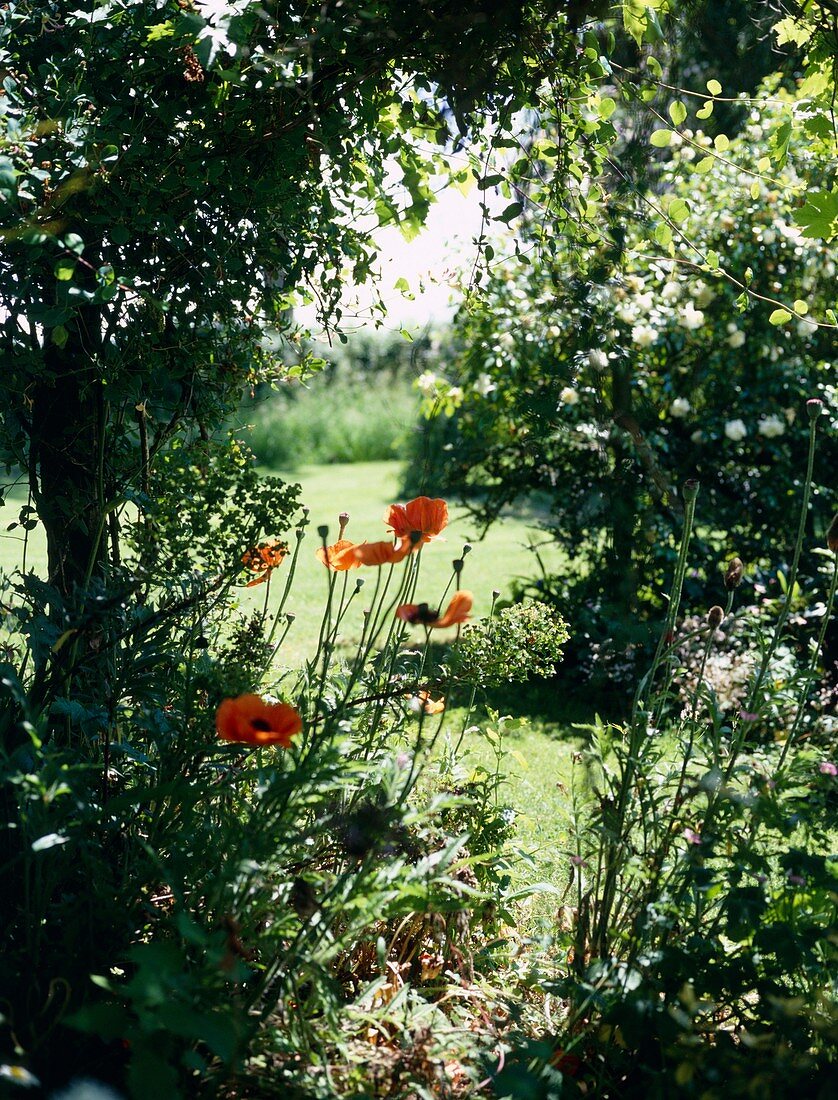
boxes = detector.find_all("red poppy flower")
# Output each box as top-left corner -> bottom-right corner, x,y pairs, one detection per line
315,539 -> 362,571
353,539 -> 412,566
384,497 -> 448,547
396,590 -> 473,629
241,539 -> 287,587
216,694 -> 302,747
407,691 -> 445,715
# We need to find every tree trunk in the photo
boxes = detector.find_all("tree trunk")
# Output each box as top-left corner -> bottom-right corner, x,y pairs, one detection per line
31,305 -> 104,596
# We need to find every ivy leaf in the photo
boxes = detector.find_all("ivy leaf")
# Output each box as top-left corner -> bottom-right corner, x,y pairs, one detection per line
793,190 -> 838,241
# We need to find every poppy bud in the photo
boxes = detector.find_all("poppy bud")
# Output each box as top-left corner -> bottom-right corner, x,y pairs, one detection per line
492,588 -> 500,599
708,605 -> 724,628
317,524 -> 329,540
338,511 -> 350,538
354,577 -> 365,591
453,558 -> 464,575
724,556 -> 744,590
806,398 -> 823,419
827,515 -> 838,553
285,612 -> 296,623
682,478 -> 700,501
462,544 -> 473,556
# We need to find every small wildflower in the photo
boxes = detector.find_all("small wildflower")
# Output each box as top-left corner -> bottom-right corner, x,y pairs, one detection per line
683,828 -> 702,845
0,1065 -> 40,1088
818,761 -> 837,776
569,854 -> 587,867
786,872 -> 806,887
739,709 -> 759,722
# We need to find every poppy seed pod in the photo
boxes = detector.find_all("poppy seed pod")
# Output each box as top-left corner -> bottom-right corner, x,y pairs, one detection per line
682,478 -> 700,501
827,515 -> 838,553
724,557 -> 744,590
316,524 -> 329,540
708,605 -> 724,629
806,398 -> 823,419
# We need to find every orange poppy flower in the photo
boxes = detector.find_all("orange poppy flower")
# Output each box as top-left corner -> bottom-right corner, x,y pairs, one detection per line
242,539 -> 287,587
396,590 -> 473,629
353,539 -> 412,566
408,691 -> 445,715
384,497 -> 448,547
315,539 -> 362,571
216,693 -> 302,748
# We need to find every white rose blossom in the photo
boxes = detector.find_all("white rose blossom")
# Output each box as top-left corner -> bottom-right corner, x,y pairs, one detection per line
587,348 -> 609,371
670,397 -> 691,418
560,386 -> 580,406
758,415 -> 785,439
727,328 -> 746,349
631,324 -> 658,348
679,303 -> 705,331
473,373 -> 497,396
724,419 -> 747,442
417,371 -> 438,395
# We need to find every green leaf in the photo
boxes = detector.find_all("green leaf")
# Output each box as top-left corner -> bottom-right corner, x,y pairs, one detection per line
750,181 -> 761,200
793,190 -> 838,241
54,257 -> 76,281
669,198 -> 690,223
770,118 -> 792,167
51,325 -> 69,349
696,101 -> 714,120
696,156 -> 714,175
654,223 -> 673,246
714,134 -> 730,153
498,202 -> 523,223
668,101 -> 687,126
706,79 -> 722,96
598,97 -> 617,120
650,129 -> 672,148
705,249 -> 720,270
769,309 -> 792,326
793,300 -> 808,315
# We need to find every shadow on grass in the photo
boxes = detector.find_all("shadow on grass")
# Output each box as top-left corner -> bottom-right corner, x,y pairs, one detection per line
442,676 -> 627,737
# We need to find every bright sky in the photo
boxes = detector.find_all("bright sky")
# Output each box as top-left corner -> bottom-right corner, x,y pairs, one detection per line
298,180 -> 502,337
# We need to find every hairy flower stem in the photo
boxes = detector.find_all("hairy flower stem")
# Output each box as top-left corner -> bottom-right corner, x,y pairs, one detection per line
746,412 -> 819,713
633,482 -> 699,728
778,549 -> 838,770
